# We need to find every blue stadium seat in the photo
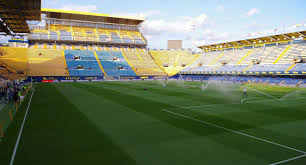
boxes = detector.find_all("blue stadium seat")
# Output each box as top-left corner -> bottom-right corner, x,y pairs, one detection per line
66,61 -> 100,70
101,61 -> 131,69
68,69 -> 103,76
65,50 -> 96,60
104,70 -> 136,76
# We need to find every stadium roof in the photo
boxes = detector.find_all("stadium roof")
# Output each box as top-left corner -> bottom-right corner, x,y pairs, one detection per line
0,0 -> 41,34
42,8 -> 145,26
199,30 -> 306,51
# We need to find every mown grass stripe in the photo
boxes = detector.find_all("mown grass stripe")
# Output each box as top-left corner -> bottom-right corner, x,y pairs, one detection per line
72,82 -> 303,161
162,108 -> 306,154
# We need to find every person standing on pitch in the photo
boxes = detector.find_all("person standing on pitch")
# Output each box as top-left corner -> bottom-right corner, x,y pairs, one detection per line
242,87 -> 248,98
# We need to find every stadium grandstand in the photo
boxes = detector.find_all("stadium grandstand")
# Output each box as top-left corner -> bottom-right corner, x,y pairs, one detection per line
181,30 -> 306,78
0,0 -> 41,79
1,1 -> 306,165
0,7 -> 168,80
0,3 -> 305,83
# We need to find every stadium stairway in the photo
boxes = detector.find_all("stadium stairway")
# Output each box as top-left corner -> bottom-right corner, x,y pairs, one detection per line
94,51 -> 107,76
64,50 -> 103,76
236,50 -> 253,65
209,52 -> 225,66
149,50 -> 200,76
122,48 -> 166,76
285,63 -> 296,72
273,45 -> 292,64
96,50 -> 137,77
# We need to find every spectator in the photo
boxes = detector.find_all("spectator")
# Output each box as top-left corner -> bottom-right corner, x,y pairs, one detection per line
0,88 -> 5,103
9,88 -> 14,102
13,88 -> 19,103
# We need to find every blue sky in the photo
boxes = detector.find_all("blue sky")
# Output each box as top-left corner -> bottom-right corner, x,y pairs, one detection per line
42,0 -> 306,49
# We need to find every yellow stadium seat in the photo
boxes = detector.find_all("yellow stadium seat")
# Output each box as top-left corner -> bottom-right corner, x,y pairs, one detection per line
123,49 -> 165,76
149,50 -> 200,76
27,49 -> 67,76
0,47 -> 28,73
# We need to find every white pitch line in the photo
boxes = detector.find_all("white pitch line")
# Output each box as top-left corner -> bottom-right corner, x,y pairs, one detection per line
166,99 -> 273,110
9,83 -> 36,165
161,109 -> 306,154
166,97 -> 306,110
240,97 -> 260,103
270,154 -> 306,165
245,97 -> 306,103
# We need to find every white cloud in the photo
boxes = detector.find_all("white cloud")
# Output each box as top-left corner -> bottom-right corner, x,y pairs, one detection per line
118,11 -> 232,48
60,4 -> 97,12
194,30 -> 232,46
216,5 -> 225,12
224,17 -> 232,22
141,13 -> 209,37
134,12 -> 215,48
138,11 -> 235,48
242,21 -> 268,30
244,8 -> 260,17
115,10 -> 161,19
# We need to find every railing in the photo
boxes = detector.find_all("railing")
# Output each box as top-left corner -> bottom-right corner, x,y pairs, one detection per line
28,33 -> 147,45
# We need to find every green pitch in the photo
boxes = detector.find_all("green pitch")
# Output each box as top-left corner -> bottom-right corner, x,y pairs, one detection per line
1,81 -> 306,165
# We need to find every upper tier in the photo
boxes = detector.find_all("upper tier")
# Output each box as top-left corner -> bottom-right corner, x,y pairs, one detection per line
28,25 -> 146,46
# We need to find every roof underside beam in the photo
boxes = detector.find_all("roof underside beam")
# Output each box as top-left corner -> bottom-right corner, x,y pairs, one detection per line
297,32 -> 306,38
198,31 -> 306,49
0,0 -> 41,34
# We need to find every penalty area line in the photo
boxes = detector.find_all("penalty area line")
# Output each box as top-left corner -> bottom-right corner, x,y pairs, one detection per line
240,97 -> 259,103
166,97 -> 306,110
166,98 -> 275,110
9,83 -> 37,165
270,154 -> 306,165
161,108 -> 306,155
